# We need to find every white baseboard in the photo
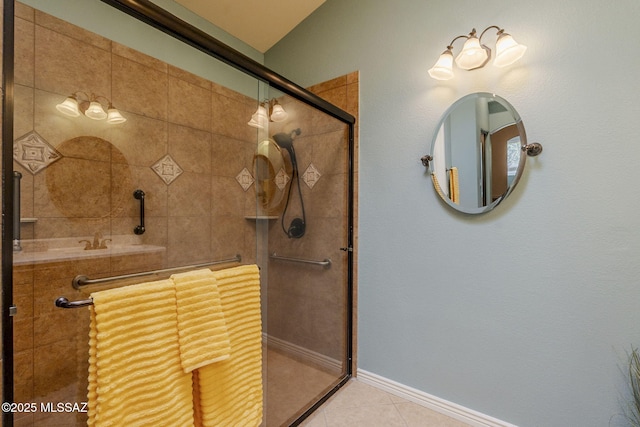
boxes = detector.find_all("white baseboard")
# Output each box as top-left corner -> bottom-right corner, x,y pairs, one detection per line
356,369 -> 517,427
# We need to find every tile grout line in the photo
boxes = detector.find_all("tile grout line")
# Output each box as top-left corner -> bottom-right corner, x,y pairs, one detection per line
392,400 -> 411,427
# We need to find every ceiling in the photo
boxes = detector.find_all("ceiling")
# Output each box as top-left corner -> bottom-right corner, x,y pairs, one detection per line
173,0 -> 326,53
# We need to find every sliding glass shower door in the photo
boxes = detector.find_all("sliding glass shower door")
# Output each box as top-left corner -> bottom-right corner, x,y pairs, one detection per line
9,2 -> 263,425
261,90 -> 353,425
2,1 -> 354,426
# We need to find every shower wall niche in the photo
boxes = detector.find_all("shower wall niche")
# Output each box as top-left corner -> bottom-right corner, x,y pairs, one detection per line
7,2 -> 356,426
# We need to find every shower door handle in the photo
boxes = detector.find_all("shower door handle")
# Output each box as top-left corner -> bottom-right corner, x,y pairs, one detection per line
13,171 -> 22,251
133,189 -> 145,235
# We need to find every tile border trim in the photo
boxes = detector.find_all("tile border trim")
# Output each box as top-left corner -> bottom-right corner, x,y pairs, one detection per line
356,369 -> 518,427
263,333 -> 342,375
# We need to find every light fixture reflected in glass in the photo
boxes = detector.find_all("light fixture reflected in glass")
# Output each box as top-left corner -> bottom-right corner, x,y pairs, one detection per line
248,99 -> 288,128
270,102 -> 288,122
429,25 -> 527,80
55,91 -> 126,124
248,104 -> 269,129
106,105 -> 127,124
55,95 -> 81,117
85,101 -> 108,120
247,114 -> 264,129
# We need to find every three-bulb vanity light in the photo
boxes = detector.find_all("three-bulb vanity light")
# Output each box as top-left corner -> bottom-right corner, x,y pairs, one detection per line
56,91 -> 127,124
428,25 -> 527,80
248,99 -> 288,129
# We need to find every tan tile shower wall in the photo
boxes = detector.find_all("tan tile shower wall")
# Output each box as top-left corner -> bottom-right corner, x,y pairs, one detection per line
12,3 -> 259,415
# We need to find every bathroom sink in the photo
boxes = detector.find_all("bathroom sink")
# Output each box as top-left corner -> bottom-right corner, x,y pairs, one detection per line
12,236 -> 166,266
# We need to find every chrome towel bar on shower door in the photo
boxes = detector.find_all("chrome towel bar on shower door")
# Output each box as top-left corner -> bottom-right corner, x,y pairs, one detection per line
55,255 -> 243,309
71,254 -> 242,290
270,252 -> 331,268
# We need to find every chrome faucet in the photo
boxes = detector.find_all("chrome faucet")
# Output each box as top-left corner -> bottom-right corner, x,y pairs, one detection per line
92,232 -> 101,249
79,232 -> 110,250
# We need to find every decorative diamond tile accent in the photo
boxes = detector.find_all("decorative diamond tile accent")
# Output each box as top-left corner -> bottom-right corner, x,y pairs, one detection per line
302,163 -> 322,189
152,154 -> 183,185
274,168 -> 290,190
13,131 -> 62,174
236,167 -> 254,191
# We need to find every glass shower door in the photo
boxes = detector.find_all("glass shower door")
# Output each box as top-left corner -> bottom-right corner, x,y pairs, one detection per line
4,1 -> 354,426
9,2 -> 263,425
262,92 -> 353,426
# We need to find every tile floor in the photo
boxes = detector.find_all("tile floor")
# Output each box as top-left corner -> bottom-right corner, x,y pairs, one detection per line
263,347 -> 339,426
264,345 -> 472,427
299,379 -> 472,427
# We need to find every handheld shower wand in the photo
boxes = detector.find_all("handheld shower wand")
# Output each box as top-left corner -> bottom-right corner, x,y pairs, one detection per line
272,129 -> 305,238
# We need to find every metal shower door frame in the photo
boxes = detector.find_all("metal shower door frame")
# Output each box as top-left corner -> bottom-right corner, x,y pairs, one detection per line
2,0 -> 16,425
0,0 -> 355,425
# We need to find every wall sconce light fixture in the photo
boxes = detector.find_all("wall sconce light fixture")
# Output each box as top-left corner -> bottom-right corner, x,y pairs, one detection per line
56,91 -> 127,124
248,99 -> 288,129
428,26 -> 527,80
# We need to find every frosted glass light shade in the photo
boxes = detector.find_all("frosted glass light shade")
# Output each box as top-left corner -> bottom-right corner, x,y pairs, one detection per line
56,96 -> 81,117
106,107 -> 127,124
270,103 -> 288,122
493,33 -> 527,67
428,50 -> 454,80
248,105 -> 268,129
85,101 -> 107,120
455,36 -> 489,70
247,114 -> 264,129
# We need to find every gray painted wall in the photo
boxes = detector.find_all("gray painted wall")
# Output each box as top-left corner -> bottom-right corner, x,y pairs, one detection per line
266,0 -> 640,425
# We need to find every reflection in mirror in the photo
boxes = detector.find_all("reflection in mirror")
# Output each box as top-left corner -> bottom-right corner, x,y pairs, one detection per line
429,92 -> 529,214
253,138 -> 289,215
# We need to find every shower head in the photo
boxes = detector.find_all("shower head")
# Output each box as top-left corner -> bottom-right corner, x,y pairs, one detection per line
272,128 -> 305,239
272,128 -> 301,150
272,128 -> 301,166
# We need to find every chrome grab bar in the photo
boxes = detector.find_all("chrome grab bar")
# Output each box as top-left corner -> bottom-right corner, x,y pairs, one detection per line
270,252 -> 331,268
72,254 -> 242,289
55,296 -> 93,309
57,255 -> 242,309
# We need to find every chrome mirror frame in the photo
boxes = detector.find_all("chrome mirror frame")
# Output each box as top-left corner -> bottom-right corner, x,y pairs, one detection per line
424,92 -> 542,214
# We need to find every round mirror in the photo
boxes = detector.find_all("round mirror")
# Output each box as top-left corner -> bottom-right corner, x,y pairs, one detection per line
428,92 -> 529,214
44,136 -> 132,219
253,138 -> 290,215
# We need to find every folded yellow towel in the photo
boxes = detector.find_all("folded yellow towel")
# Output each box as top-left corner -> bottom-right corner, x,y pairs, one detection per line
194,265 -> 263,427
88,302 -> 98,427
171,269 -> 231,373
88,279 -> 194,427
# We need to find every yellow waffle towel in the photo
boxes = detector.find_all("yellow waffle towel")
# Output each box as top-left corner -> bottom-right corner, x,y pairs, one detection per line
88,279 -> 194,427
194,264 -> 263,427
171,269 -> 231,373
449,167 -> 460,204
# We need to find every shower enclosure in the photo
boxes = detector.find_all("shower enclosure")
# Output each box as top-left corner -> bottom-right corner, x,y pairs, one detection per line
1,0 -> 356,426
